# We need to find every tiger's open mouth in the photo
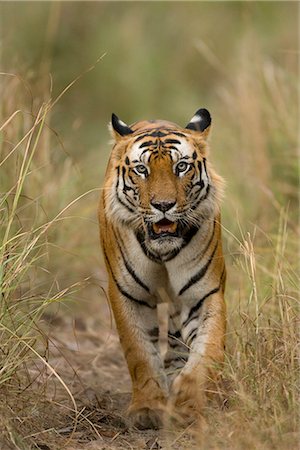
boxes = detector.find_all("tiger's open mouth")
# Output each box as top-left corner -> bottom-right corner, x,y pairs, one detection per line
148,219 -> 179,239
153,219 -> 177,235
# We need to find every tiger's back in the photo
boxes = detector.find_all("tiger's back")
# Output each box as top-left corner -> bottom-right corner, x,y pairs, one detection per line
99,109 -> 226,429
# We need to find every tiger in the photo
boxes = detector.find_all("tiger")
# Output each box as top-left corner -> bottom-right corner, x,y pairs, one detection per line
98,108 -> 226,429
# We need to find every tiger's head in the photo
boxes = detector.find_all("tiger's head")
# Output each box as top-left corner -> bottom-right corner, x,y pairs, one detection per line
104,109 -> 224,262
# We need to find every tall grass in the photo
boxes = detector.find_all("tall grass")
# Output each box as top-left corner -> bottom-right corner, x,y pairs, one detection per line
208,215 -> 298,450
1,83 -> 49,381
0,76 -> 89,448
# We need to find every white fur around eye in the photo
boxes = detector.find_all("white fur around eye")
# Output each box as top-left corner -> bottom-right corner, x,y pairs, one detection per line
134,164 -> 149,177
175,161 -> 190,177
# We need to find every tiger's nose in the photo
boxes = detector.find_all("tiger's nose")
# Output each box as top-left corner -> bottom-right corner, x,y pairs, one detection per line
150,200 -> 176,212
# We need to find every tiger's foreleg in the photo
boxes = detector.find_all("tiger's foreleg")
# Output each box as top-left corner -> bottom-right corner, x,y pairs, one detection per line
108,280 -> 168,429
164,303 -> 189,386
169,292 -> 226,425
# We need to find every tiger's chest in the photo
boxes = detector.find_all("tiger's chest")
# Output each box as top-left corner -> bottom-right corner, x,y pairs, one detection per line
116,220 -> 217,304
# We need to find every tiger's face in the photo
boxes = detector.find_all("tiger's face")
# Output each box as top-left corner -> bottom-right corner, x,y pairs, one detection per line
105,109 -> 223,262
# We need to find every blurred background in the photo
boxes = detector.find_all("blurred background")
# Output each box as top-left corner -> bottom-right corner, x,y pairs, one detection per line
0,3 -> 298,448
1,2 -> 298,290
0,2 -> 299,330
1,0 -> 299,344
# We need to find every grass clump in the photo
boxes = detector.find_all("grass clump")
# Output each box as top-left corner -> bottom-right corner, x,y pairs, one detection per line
0,76 -> 86,448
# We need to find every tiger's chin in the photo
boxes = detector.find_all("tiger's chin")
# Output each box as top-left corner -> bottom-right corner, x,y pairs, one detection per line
149,235 -> 184,260
145,220 -> 185,258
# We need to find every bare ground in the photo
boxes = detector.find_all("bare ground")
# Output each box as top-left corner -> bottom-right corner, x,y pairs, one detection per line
0,282 -> 200,450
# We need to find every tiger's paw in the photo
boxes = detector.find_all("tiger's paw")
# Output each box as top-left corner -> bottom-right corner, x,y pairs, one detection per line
167,373 -> 205,428
128,406 -> 163,429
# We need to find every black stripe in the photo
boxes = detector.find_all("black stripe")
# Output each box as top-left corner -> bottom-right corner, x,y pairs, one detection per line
182,286 -> 220,328
133,129 -> 187,142
168,330 -> 182,339
149,131 -> 167,137
171,131 -> 187,137
122,166 -> 133,193
190,184 -> 211,210
103,248 -> 155,309
179,240 -> 218,296
139,140 -> 155,148
148,327 -> 159,337
163,139 -> 181,145
136,229 -> 162,263
202,311 -> 211,323
169,341 -> 182,349
220,265 -> 226,292
189,220 -> 216,265
168,339 -> 188,350
200,183 -> 210,202
140,148 -> 154,157
113,228 -> 151,293
117,167 -> 137,210
203,158 -> 208,178
164,355 -> 187,368
133,134 -> 148,143
221,264 -> 226,282
115,167 -> 135,213
183,265 -> 226,329
194,161 -> 205,189
183,225 -> 200,245
116,166 -> 120,185
128,172 -> 137,187
168,330 -> 184,348
121,251 -> 150,292
116,192 -> 135,213
186,327 -> 198,344
202,220 -> 216,254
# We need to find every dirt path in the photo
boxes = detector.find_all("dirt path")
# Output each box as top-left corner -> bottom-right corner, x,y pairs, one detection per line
24,287 -> 192,450
3,278 -> 297,450
0,268 -> 196,450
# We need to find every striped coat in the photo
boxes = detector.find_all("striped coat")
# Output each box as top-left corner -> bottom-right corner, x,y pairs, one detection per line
99,109 -> 226,429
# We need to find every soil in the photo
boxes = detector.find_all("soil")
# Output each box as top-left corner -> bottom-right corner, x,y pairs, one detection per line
1,281 -> 195,450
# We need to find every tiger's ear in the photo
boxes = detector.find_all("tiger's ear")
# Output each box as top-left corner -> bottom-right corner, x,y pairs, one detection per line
110,113 -> 133,140
185,108 -> 211,139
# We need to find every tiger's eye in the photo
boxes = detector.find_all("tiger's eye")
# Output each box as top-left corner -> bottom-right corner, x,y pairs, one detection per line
176,161 -> 189,174
134,164 -> 148,176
